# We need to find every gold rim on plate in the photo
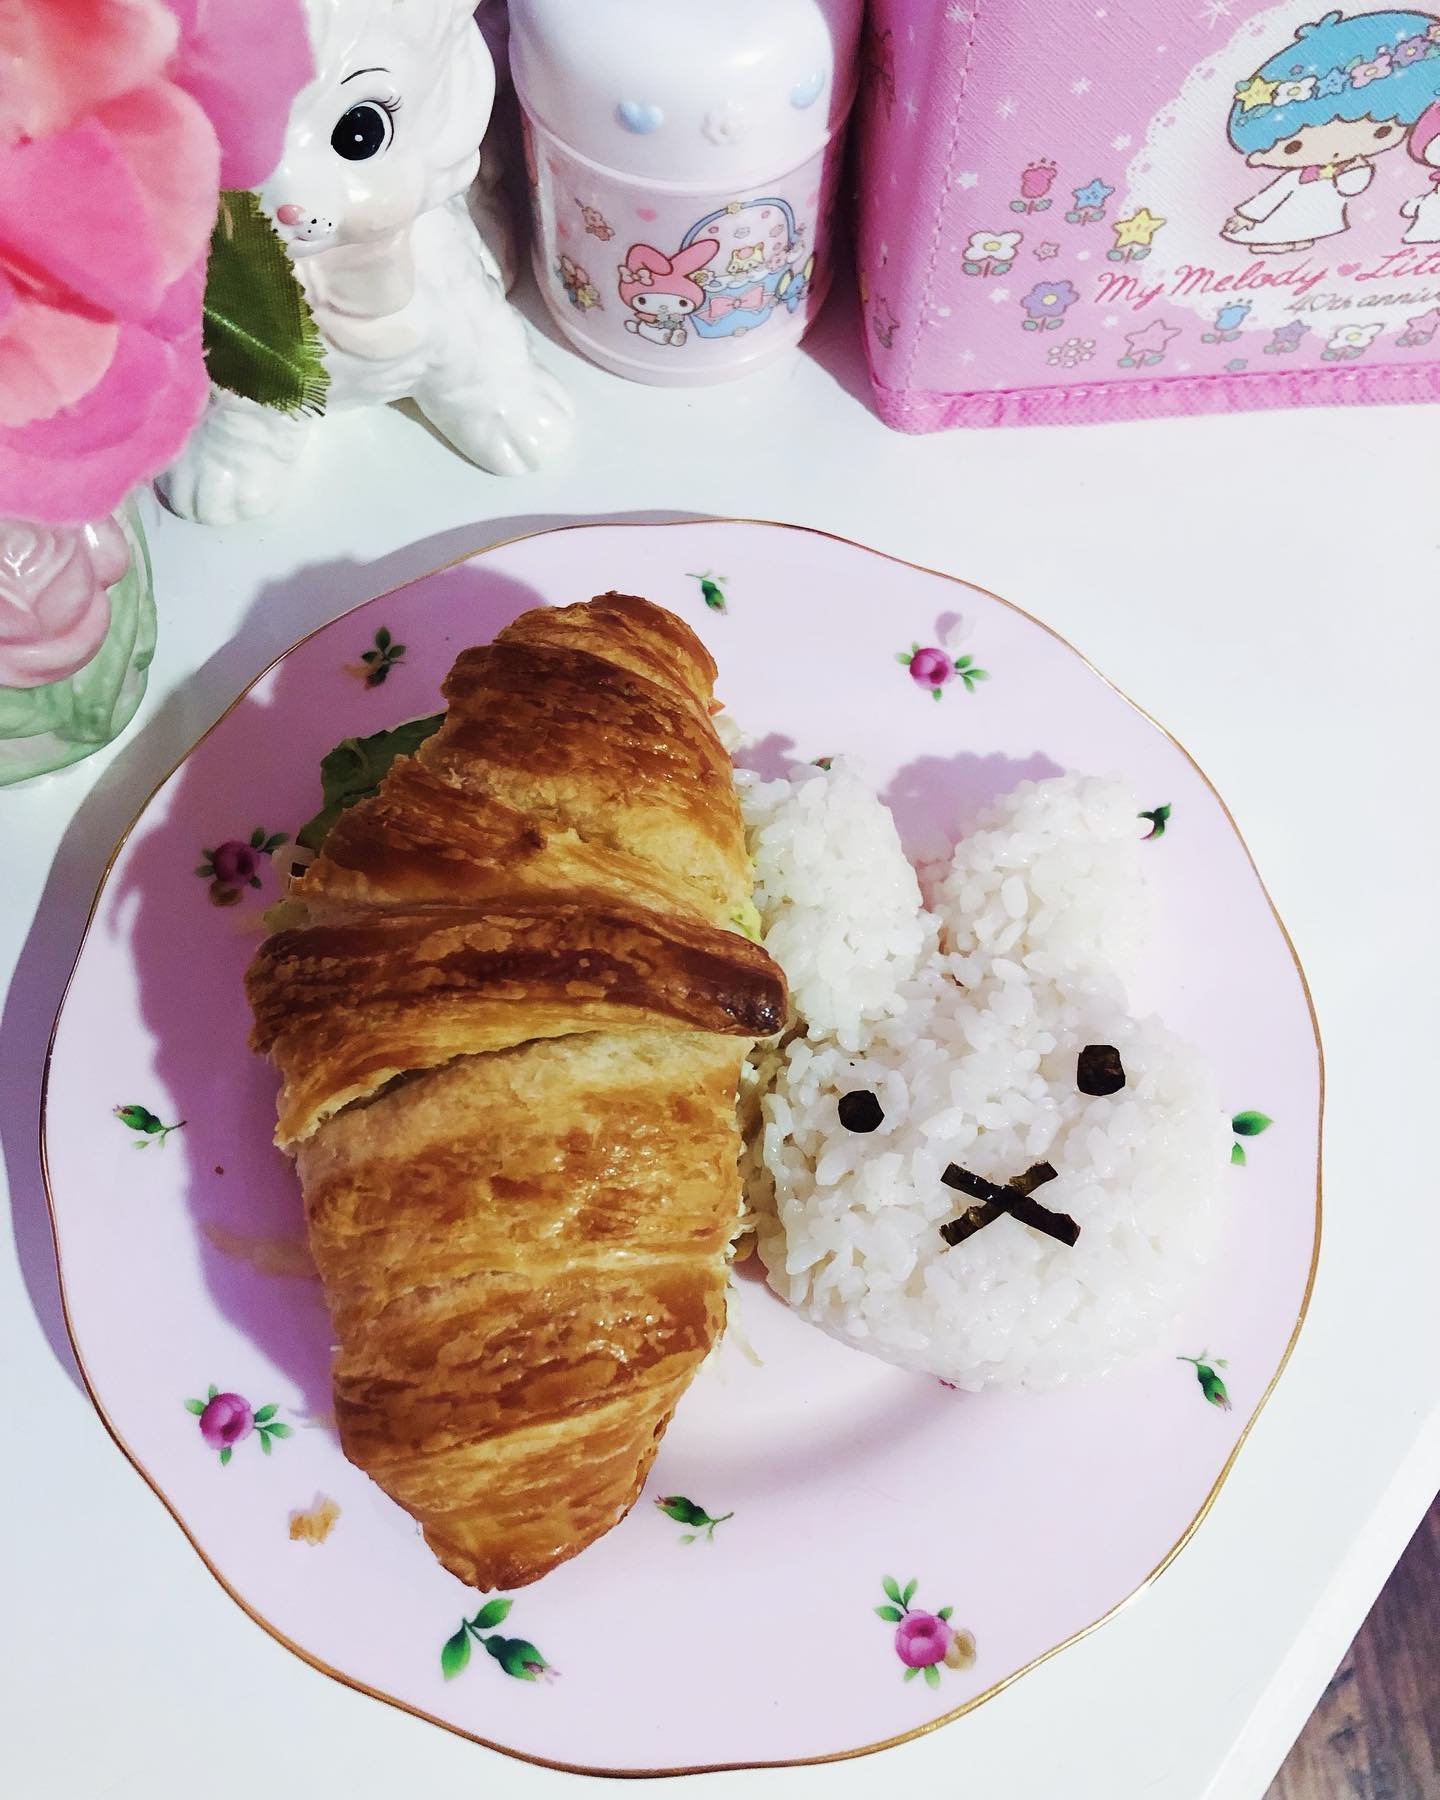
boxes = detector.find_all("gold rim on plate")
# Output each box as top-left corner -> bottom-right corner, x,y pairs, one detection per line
38,517 -> 1324,1777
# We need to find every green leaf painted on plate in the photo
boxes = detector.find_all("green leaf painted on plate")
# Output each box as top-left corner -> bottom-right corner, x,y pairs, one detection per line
259,1429 -> 272,1454
472,1596 -> 513,1631
902,1665 -> 920,1682
207,1384 -> 218,1400
655,1495 -> 709,1528
184,1398 -> 205,1415
1232,1111 -> 1272,1136
219,1445 -> 232,1466
1138,803 -> 1171,840
485,1636 -> 547,1681
441,1626 -> 471,1680
1178,1353 -> 1232,1411
875,1605 -> 903,1622
901,1578 -> 918,1606
882,1575 -> 903,1604
266,1421 -> 293,1438
936,1605 -> 953,1622
924,1663 -> 941,1688
253,1403 -> 278,1424
1231,1142 -> 1246,1166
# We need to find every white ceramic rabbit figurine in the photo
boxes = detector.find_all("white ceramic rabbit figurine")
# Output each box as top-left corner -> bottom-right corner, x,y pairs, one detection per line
160,0 -> 571,525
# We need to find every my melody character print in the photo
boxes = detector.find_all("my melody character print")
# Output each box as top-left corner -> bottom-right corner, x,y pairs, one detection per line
855,1 -> 1440,429
617,242 -> 717,346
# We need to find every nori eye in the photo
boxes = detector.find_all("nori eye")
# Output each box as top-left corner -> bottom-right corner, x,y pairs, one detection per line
1077,1044 -> 1126,1096
837,1090 -> 884,1133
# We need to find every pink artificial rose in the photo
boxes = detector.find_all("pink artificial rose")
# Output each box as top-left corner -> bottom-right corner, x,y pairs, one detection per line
0,515 -> 128,686
0,0 -> 312,524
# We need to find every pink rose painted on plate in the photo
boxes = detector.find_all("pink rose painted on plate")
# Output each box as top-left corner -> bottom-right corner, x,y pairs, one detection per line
896,639 -> 989,701
184,1384 -> 291,1464
875,1577 -> 977,1688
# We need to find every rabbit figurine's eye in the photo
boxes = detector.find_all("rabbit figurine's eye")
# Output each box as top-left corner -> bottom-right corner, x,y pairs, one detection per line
332,101 -> 395,162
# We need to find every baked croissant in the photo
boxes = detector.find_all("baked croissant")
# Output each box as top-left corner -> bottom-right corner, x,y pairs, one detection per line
245,593 -> 785,1589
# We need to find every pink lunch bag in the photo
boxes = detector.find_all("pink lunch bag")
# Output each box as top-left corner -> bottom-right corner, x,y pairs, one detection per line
856,2 -> 1440,428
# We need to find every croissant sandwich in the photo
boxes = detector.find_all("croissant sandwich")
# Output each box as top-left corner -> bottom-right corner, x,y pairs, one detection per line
245,593 -> 785,1589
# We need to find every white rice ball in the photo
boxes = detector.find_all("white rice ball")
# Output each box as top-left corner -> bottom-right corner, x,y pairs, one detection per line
739,765 -> 1229,1391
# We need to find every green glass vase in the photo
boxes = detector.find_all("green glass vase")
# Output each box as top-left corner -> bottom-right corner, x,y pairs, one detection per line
0,499 -> 156,787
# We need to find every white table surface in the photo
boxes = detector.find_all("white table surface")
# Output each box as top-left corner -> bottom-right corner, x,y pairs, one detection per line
4,285 -> 1439,1800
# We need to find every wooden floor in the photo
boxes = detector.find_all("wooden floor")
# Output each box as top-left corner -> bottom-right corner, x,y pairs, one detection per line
1266,1497 -> 1440,1800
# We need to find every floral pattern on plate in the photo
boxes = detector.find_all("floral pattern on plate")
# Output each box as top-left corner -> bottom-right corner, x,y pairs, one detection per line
875,1578 -> 977,1688
441,1598 -> 556,1684
40,519 -> 1321,1773
184,1386 -> 292,1465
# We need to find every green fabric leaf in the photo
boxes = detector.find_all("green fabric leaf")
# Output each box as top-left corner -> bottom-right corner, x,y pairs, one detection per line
1232,1111 -> 1272,1136
875,1605 -> 903,1622
472,1597 -> 513,1631
441,1627 -> 471,1680
296,713 -> 446,852
204,190 -> 329,415
882,1576 -> 903,1604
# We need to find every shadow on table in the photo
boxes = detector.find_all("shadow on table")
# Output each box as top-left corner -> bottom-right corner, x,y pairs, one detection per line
2,506 -> 702,1396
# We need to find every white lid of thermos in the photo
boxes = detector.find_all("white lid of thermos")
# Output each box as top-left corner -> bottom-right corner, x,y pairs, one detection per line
509,0 -> 864,189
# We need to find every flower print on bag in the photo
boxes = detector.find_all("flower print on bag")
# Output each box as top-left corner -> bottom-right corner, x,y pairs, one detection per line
1202,301 -> 1252,342
1010,159 -> 1057,214
1273,76 -> 1318,104
1396,304 -> 1440,345
1108,208 -> 1165,262
1322,321 -> 1382,359
1019,279 -> 1079,331
961,229 -> 1022,276
1118,318 -> 1180,368
1264,320 -> 1308,354
1047,336 -> 1095,369
1350,48 -> 1393,87
1066,176 -> 1114,224
1222,10 -> 1439,257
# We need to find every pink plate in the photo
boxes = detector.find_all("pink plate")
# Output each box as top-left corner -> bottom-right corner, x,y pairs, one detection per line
42,520 -> 1320,1774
